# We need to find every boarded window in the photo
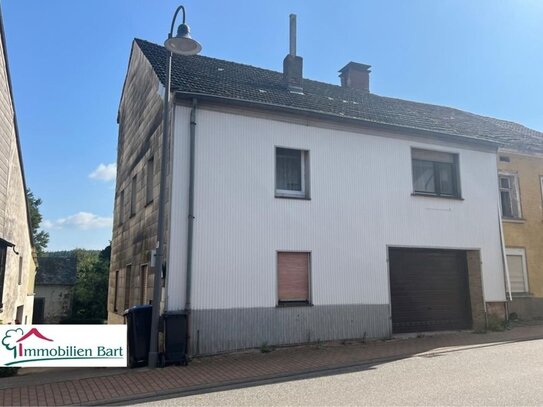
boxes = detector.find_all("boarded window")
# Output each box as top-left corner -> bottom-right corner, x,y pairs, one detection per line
130,175 -> 137,217
277,252 -> 310,303
506,249 -> 528,294
146,156 -> 154,204
119,190 -> 125,225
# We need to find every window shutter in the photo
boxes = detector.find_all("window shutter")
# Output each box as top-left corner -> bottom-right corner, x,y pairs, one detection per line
278,252 -> 309,302
507,254 -> 527,293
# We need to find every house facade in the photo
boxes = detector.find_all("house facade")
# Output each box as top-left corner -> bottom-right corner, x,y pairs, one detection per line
0,9 -> 36,325
33,257 -> 77,323
497,147 -> 543,319
108,34 -> 543,355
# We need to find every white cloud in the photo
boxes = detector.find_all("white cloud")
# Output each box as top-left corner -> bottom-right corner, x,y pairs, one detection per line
89,163 -> 116,182
43,212 -> 113,230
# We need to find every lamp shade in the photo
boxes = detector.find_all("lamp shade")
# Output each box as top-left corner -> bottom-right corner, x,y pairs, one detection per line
164,23 -> 202,55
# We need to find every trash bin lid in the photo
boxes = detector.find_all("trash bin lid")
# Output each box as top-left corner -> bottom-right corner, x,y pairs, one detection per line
123,304 -> 153,316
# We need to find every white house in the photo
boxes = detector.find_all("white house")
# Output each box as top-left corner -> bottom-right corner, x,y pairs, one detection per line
108,29 -> 543,355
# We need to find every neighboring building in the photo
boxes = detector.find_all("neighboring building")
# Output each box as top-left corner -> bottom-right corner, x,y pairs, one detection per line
496,139 -> 543,319
0,8 -> 36,324
33,257 -> 77,323
109,25 -> 543,355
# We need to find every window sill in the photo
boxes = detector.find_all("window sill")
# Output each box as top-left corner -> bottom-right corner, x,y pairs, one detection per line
277,301 -> 313,308
144,200 -> 154,208
275,194 -> 311,201
411,193 -> 463,201
510,292 -> 532,299
502,217 -> 525,224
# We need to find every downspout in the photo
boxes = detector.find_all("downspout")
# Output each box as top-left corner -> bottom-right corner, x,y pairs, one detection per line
498,203 -> 513,302
185,98 -> 197,358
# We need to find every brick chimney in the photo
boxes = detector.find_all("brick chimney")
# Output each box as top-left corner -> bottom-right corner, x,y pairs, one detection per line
283,14 -> 303,93
339,62 -> 371,92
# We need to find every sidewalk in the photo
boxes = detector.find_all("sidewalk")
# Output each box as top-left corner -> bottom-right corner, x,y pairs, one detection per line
1,323 -> 543,406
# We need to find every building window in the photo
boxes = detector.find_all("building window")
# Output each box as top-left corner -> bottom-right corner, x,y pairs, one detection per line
18,256 -> 23,285
119,190 -> 125,225
124,265 -> 132,310
277,252 -> 310,305
146,156 -> 154,205
412,149 -> 460,198
275,147 -> 310,198
140,264 -> 148,305
113,270 -> 119,313
130,175 -> 137,217
0,242 -> 6,309
540,176 -> 543,213
499,173 -> 521,218
506,248 -> 529,294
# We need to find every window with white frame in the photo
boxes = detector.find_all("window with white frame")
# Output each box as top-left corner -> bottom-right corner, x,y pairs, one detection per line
505,248 -> 529,294
499,172 -> 521,218
275,147 -> 310,198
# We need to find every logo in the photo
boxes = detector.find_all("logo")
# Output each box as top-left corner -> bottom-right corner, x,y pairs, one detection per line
0,325 -> 127,367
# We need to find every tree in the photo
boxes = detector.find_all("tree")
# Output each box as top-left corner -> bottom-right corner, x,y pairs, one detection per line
26,189 -> 49,255
71,245 -> 111,321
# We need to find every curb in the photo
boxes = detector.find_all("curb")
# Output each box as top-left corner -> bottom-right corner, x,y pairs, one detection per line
89,334 -> 543,406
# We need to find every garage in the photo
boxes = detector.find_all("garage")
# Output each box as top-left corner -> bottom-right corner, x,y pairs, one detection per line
389,248 -> 472,333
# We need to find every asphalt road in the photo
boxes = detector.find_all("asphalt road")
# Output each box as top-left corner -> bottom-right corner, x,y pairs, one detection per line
141,338 -> 543,406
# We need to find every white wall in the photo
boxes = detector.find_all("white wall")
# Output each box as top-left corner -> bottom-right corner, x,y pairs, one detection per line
168,106 -> 506,311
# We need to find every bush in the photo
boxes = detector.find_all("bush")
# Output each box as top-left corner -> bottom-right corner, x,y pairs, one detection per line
0,367 -> 19,378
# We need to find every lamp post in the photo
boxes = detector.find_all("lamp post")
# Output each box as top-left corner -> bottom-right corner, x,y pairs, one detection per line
148,5 -> 202,369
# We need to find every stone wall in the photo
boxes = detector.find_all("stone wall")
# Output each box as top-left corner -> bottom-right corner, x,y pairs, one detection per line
0,19 -> 35,324
108,42 -> 171,323
34,285 -> 73,323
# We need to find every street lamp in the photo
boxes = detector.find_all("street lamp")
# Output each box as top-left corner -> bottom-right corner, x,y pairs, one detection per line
148,5 -> 202,369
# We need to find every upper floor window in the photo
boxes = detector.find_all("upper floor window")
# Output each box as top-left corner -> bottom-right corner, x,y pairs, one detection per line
146,156 -> 154,205
499,172 -> 521,219
275,147 -> 310,199
130,175 -> 137,217
412,149 -> 460,198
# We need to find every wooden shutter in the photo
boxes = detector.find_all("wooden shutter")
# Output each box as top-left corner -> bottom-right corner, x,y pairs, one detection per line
278,252 -> 309,302
507,253 -> 527,293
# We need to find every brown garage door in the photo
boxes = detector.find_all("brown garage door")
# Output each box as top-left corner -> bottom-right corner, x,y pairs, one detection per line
389,248 -> 472,333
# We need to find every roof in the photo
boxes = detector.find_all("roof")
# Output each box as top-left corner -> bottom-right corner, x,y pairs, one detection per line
36,257 -> 77,286
135,38 -> 543,153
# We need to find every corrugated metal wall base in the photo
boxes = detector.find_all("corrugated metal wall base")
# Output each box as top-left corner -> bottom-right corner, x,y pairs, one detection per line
191,304 -> 391,355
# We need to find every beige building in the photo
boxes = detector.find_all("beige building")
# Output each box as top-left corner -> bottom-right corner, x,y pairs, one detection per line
497,145 -> 543,319
0,9 -> 36,324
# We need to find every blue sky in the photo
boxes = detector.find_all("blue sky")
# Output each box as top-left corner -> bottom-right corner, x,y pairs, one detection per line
3,0 -> 543,251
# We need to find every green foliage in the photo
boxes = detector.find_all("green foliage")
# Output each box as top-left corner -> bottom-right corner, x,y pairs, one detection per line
260,342 -> 271,353
26,189 -> 49,255
0,367 -> 19,377
486,315 -> 506,332
70,245 -> 111,322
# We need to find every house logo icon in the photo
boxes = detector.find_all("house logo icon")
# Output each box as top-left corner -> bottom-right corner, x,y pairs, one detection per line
1,328 -> 53,359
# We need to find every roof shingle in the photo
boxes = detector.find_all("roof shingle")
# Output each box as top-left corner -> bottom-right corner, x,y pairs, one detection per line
135,38 -> 543,153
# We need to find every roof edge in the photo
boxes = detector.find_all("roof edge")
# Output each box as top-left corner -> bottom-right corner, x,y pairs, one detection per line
173,91 -> 500,150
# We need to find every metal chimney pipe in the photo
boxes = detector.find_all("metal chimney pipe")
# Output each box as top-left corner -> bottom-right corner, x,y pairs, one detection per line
289,14 -> 296,56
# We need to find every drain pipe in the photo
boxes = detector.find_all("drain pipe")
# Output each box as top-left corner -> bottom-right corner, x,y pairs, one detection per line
185,98 -> 197,358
